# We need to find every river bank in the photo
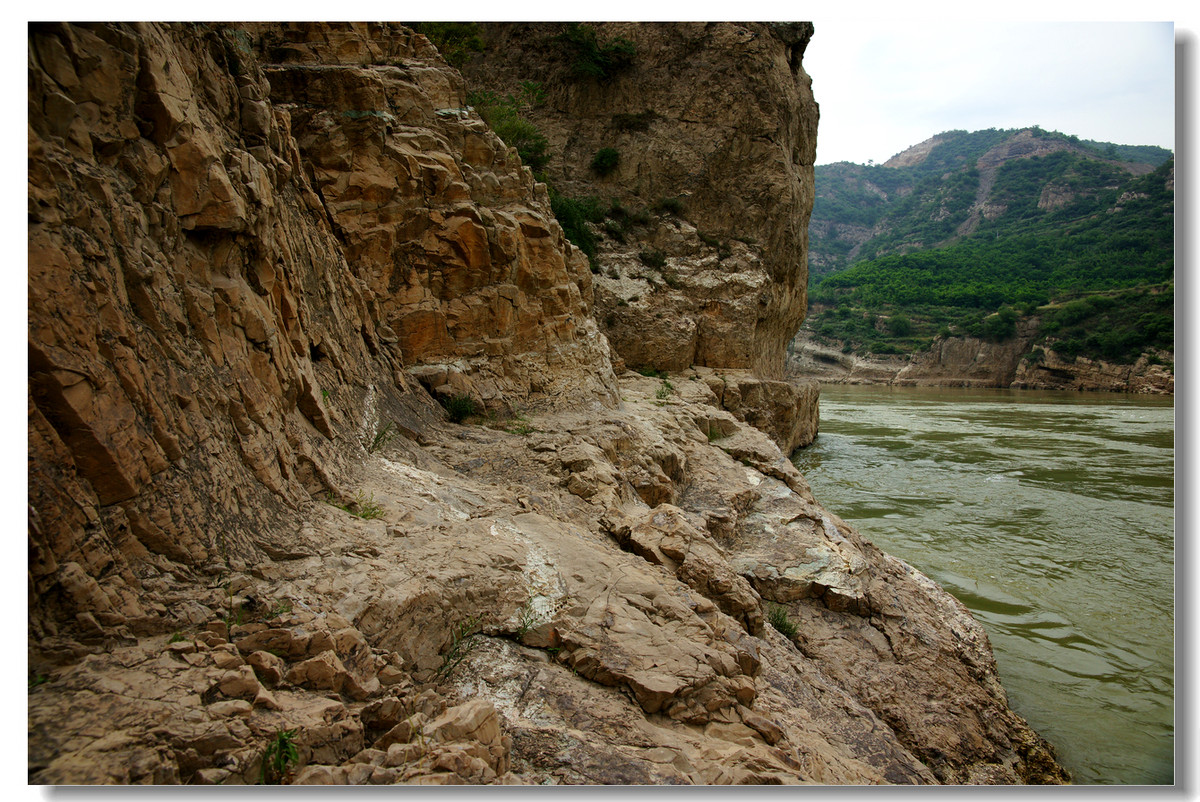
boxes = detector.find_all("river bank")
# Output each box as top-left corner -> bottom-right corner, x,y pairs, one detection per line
787,331 -> 1174,394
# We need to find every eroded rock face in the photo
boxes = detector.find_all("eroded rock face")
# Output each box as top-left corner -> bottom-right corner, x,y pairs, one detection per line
29,22 -> 1065,787
28,21 -> 616,638
461,23 -> 818,379
788,327 -> 1174,394
246,22 -> 619,410
1011,348 -> 1174,394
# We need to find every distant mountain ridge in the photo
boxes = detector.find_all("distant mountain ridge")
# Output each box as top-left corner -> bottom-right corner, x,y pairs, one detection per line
810,127 -> 1171,277
796,127 -> 1173,380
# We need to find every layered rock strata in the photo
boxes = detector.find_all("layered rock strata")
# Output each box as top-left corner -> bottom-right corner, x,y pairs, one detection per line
788,329 -> 1174,394
29,22 -> 1064,785
28,20 -> 617,638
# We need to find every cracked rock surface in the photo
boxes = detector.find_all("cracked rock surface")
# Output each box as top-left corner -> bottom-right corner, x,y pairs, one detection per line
29,373 -> 1067,784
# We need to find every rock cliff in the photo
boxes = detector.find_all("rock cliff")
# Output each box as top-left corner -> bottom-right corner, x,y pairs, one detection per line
460,23 -> 817,381
28,22 -> 1065,785
788,327 -> 1174,394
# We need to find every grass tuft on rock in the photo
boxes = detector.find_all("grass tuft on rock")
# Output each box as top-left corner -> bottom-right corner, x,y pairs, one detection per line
443,394 -> 478,424
768,603 -> 798,639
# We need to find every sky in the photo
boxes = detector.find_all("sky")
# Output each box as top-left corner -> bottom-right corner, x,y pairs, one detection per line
806,19 -> 1177,165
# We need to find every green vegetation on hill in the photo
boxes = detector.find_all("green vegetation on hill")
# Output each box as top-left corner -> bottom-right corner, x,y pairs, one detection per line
1079,140 -> 1174,166
903,128 -> 1011,176
556,23 -> 636,82
468,82 -> 550,170
854,166 -> 980,261
805,129 -> 1173,365
407,22 -> 484,69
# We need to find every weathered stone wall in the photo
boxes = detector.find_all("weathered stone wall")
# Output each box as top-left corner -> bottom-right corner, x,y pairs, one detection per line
460,23 -> 819,380
28,21 -> 615,637
243,22 -> 619,409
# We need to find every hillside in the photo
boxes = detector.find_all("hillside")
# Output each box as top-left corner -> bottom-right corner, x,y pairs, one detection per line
797,127 -> 1174,383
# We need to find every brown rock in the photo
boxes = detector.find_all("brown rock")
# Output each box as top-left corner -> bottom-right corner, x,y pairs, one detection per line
286,650 -> 351,694
424,700 -> 502,746
26,22 -> 1067,788
462,23 -> 818,379
246,649 -> 286,686
206,700 -> 252,718
215,665 -> 263,701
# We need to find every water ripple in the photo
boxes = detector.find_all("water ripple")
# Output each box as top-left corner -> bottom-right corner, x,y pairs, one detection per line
795,385 -> 1174,785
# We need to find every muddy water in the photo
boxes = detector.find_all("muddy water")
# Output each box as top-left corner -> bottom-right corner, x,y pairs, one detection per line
791,385 -> 1174,785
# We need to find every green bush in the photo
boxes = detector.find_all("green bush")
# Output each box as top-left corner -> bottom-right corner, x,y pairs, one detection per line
368,420 -> 397,453
557,23 -> 636,82
327,491 -> 385,520
638,249 -> 666,268
549,190 -> 605,259
436,616 -> 482,680
591,147 -> 621,176
654,197 -> 685,216
469,86 -> 549,170
443,395 -> 477,424
408,22 -> 484,69
980,307 -> 1018,341
603,219 -> 626,243
489,115 -> 548,170
260,728 -> 299,784
887,314 -> 913,337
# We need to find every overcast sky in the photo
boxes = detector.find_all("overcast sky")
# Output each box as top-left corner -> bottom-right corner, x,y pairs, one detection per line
804,19 -> 1177,165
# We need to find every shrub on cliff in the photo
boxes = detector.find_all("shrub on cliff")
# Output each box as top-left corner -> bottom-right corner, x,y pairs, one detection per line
654,196 -> 685,217
887,314 -> 913,337
469,86 -> 549,170
408,22 -> 484,69
443,395 -> 478,424
591,147 -> 620,177
978,307 -> 1018,341
768,604 -> 798,639
638,249 -> 666,269
557,23 -> 635,82
549,189 -> 605,260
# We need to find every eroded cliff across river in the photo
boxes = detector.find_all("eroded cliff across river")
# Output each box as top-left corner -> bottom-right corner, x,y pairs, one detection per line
788,329 -> 1174,395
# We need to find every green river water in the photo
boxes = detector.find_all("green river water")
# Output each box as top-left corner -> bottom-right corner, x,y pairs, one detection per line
790,384 -> 1174,785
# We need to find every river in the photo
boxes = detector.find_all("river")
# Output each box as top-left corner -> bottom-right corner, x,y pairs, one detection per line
790,384 -> 1174,785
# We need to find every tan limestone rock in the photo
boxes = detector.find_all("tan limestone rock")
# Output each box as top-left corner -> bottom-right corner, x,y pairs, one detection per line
285,650 -> 351,694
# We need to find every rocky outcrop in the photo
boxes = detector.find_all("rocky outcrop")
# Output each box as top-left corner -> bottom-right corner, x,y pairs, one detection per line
29,372 -> 1067,785
29,22 -> 1064,786
461,23 -> 818,380
28,21 -> 617,638
1011,348 -> 1174,394
694,368 -> 819,453
788,329 -> 1173,394
245,22 -> 619,410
